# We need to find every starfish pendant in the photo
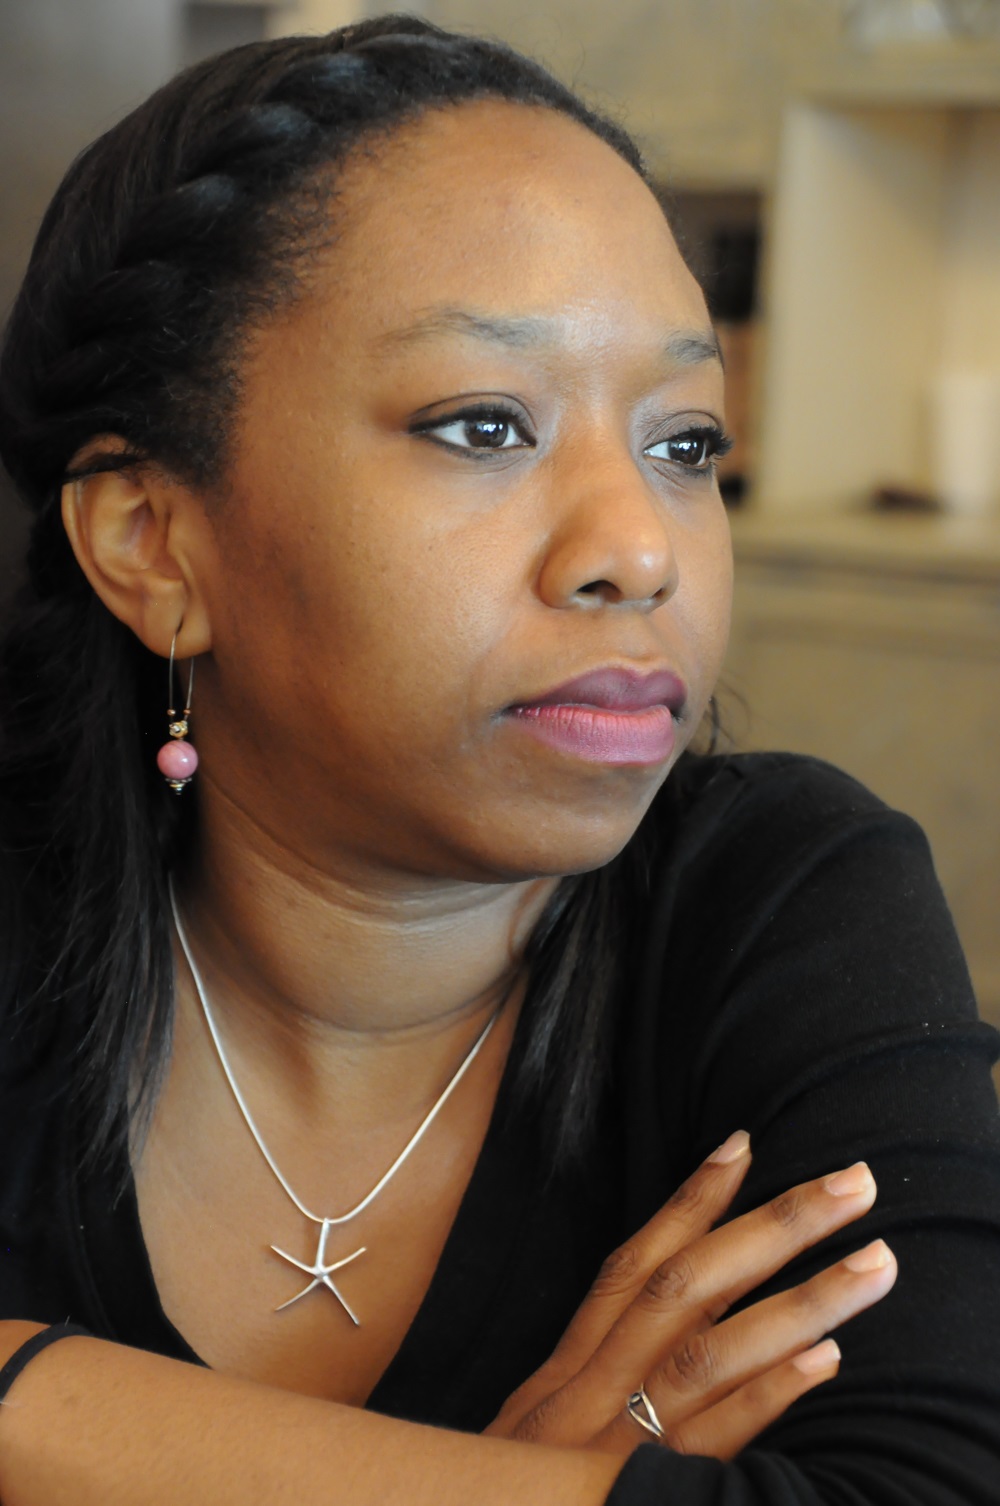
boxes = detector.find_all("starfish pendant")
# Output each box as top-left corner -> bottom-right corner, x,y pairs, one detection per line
271,1219 -> 366,1324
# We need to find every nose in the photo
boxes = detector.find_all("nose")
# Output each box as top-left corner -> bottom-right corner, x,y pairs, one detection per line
536,436 -> 679,611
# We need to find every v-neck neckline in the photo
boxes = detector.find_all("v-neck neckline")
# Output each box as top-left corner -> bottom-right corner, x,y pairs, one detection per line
69,1021 -> 543,1420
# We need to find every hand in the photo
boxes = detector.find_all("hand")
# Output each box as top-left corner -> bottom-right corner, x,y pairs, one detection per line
486,1134 -> 896,1461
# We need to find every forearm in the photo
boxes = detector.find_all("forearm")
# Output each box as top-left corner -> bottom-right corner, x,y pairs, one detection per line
0,1325 -> 622,1506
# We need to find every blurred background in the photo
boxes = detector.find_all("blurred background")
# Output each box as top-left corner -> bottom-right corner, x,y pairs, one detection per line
2,0 -> 999,1045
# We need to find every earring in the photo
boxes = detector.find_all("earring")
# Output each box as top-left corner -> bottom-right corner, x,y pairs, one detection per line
156,634 -> 198,793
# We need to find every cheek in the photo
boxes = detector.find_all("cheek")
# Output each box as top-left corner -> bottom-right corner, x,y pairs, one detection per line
211,484 -> 515,765
677,519 -> 734,710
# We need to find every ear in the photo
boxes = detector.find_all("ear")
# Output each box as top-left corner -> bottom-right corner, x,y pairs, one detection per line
61,441 -> 213,660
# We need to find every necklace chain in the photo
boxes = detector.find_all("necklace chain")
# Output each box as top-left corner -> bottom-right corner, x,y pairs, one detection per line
168,879 -> 502,1229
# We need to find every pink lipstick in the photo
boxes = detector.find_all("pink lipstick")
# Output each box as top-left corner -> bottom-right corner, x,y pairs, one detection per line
505,666 -> 685,767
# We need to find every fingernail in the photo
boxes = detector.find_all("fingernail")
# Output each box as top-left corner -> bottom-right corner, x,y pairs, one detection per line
793,1338 -> 841,1375
844,1238 -> 892,1273
824,1162 -> 875,1198
708,1130 -> 751,1164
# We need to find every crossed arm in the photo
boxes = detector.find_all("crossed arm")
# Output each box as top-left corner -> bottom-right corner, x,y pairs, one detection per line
0,1148 -> 893,1506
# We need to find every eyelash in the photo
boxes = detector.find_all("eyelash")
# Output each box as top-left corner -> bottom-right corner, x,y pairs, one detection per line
409,403 -> 531,458
410,404 -> 733,473
647,425 -> 734,473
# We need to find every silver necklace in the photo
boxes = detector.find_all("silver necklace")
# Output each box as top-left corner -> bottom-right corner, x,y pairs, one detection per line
168,881 -> 501,1326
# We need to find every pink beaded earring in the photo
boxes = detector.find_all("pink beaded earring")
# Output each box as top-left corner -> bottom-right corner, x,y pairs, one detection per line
156,634 -> 198,793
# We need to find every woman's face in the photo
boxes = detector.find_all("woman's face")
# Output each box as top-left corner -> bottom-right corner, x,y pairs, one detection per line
196,99 -> 732,882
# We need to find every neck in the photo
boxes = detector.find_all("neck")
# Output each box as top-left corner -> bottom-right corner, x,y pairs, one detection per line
172,776 -> 559,1082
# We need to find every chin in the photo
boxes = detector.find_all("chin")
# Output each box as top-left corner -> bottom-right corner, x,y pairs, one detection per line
433,767 -> 672,883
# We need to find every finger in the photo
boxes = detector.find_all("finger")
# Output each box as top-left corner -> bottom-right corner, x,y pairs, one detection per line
577,1161 -> 878,1406
488,1131 -> 751,1433
595,1339 -> 842,1460
592,1236 -> 894,1457
666,1338 -> 842,1460
540,1132 -> 752,1375
556,1133 -> 751,1358
646,1238 -> 896,1427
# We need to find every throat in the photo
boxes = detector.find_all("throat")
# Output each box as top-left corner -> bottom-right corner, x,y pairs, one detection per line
129,895 -> 523,1400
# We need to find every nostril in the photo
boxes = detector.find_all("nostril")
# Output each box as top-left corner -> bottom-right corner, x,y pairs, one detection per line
573,579 -> 669,611
576,579 -> 622,602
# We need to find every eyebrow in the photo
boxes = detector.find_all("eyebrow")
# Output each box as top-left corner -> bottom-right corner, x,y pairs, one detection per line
380,307 -> 723,366
664,329 -> 724,366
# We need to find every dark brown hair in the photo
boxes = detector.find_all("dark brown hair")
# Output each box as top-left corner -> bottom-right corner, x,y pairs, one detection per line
0,14 -> 676,1170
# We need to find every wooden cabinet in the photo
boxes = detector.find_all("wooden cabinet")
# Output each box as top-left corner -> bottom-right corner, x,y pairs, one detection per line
725,510 -> 1000,1060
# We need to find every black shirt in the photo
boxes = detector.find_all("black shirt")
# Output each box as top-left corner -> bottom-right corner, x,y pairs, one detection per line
3,753 -> 1000,1504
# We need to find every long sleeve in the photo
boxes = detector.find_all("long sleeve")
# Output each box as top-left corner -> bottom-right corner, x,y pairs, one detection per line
608,754 -> 1000,1504
3,754 -> 999,1502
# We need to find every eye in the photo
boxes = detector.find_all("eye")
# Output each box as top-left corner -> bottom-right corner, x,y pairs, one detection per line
645,425 -> 732,472
411,404 -> 534,454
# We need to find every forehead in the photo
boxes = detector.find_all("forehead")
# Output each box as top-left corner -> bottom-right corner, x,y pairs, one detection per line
304,99 -> 708,352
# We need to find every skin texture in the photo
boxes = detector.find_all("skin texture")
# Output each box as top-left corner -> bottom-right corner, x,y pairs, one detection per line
60,100 -> 735,1402
22,100 -> 895,1493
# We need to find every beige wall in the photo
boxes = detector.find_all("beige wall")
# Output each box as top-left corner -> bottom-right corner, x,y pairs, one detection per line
273,0 -> 372,39
941,109 -> 1000,367
0,0 -> 179,583
278,0 -> 860,186
0,0 -> 176,313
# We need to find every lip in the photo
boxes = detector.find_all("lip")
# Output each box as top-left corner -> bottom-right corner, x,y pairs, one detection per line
502,665 -> 686,768
509,665 -> 687,715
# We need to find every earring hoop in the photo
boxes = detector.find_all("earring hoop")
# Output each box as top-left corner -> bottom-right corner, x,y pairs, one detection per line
156,633 -> 199,793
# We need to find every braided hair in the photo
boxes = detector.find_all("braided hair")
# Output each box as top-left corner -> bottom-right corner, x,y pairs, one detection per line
0,14 -> 666,1170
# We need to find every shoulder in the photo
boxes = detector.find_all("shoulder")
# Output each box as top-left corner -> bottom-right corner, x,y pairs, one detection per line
644,749 -> 919,915
614,751 -> 998,1207
646,748 -> 956,975
665,748 -> 896,842
629,750 -> 992,1111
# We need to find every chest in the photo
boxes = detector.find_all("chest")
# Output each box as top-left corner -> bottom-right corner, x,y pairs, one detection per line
133,1104 -> 487,1404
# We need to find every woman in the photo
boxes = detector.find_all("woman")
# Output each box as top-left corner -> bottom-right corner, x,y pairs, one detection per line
0,15 -> 997,1504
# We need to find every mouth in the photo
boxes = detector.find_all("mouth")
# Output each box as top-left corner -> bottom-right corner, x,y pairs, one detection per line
511,666 -> 687,715
503,665 -> 687,767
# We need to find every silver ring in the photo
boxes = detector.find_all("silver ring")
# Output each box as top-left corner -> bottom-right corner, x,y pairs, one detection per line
625,1386 -> 665,1439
